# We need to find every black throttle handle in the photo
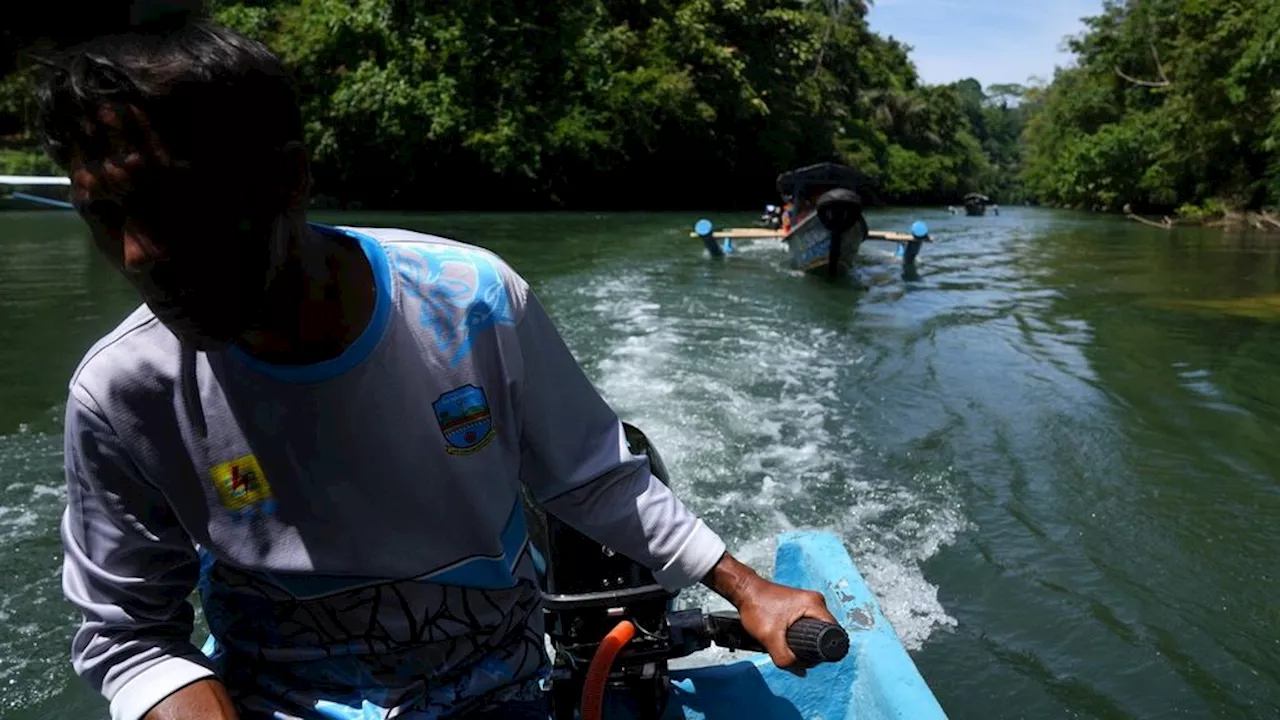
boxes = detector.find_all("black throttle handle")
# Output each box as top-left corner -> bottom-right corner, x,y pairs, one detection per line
786,618 -> 849,664
703,612 -> 849,665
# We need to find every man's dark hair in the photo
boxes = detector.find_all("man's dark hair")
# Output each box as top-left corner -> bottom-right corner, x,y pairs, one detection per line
34,19 -> 304,179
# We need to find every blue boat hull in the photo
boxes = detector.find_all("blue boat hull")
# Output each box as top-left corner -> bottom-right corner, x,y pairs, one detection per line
661,531 -> 946,719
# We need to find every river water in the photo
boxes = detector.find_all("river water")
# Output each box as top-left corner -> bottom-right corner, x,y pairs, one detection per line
0,207 -> 1276,719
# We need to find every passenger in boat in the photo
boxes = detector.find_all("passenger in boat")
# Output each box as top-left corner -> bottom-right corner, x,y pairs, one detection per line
39,18 -> 835,720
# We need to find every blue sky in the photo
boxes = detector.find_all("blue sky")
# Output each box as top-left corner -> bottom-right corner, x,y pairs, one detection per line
865,0 -> 1104,88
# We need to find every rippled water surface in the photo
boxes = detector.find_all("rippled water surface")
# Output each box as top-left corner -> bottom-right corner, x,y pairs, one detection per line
1,207 -> 1278,718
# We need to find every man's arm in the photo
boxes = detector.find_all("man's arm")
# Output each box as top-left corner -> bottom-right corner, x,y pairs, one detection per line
511,292 -> 724,590
142,680 -> 237,720
510,291 -> 836,667
61,389 -> 233,720
701,551 -> 835,670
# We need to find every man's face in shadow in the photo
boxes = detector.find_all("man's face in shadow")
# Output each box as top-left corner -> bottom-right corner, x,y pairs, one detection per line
68,102 -> 296,351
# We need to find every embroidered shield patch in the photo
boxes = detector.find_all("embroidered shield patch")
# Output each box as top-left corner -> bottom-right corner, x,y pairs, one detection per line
209,453 -> 276,517
433,384 -> 495,454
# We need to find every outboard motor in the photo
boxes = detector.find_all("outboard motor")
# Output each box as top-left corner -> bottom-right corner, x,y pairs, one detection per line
524,423 -> 851,720
526,423 -> 680,719
815,188 -> 864,278
759,204 -> 783,230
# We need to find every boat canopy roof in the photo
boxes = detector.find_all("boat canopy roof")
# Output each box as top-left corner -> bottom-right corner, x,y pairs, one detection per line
776,162 -> 866,199
963,192 -> 991,203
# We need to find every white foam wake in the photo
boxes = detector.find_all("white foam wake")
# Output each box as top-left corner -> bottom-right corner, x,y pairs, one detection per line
538,266 -> 962,656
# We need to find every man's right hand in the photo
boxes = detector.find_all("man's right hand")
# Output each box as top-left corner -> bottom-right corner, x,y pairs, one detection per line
144,679 -> 239,720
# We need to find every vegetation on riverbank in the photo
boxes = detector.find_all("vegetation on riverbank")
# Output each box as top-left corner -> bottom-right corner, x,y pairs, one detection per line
0,146 -> 58,176
1020,0 -> 1280,219
0,0 -> 1023,211
3,0 -> 1275,222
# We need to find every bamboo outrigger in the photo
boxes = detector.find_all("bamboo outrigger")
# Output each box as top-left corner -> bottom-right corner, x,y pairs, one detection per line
690,227 -> 919,243
0,175 -> 73,209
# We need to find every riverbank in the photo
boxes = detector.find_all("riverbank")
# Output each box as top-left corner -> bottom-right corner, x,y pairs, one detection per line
1124,206 -> 1280,233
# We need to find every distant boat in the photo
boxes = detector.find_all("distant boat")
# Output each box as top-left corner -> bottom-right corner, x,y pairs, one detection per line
0,175 -> 73,210
690,162 -> 932,278
775,163 -> 870,276
962,193 -> 998,216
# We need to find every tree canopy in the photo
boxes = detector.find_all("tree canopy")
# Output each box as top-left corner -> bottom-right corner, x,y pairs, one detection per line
1020,0 -> 1280,214
0,0 -> 1025,210
8,1 -> 1276,215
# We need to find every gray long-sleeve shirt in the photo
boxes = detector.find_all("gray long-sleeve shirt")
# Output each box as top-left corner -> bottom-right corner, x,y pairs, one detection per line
60,225 -> 726,720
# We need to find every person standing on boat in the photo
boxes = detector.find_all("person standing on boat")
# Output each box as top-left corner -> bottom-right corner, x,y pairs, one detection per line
39,18 -> 836,720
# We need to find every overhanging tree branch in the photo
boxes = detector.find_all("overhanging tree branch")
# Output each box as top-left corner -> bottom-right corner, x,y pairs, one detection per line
1116,41 -> 1171,87
812,0 -> 839,78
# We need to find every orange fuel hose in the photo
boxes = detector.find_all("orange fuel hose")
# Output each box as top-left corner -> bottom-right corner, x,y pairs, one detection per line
579,620 -> 636,720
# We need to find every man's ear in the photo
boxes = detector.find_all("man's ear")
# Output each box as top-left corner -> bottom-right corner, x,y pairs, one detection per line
276,140 -> 312,211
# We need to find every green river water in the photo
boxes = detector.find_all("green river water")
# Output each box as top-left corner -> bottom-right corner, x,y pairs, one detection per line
0,207 -> 1277,718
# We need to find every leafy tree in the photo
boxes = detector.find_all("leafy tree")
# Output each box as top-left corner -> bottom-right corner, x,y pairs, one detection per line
1021,0 -> 1280,213
2,0 -> 1028,210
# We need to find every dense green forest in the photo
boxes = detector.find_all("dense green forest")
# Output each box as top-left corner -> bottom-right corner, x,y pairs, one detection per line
2,0 -> 1277,215
0,0 -> 1024,210
1022,0 -> 1280,216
